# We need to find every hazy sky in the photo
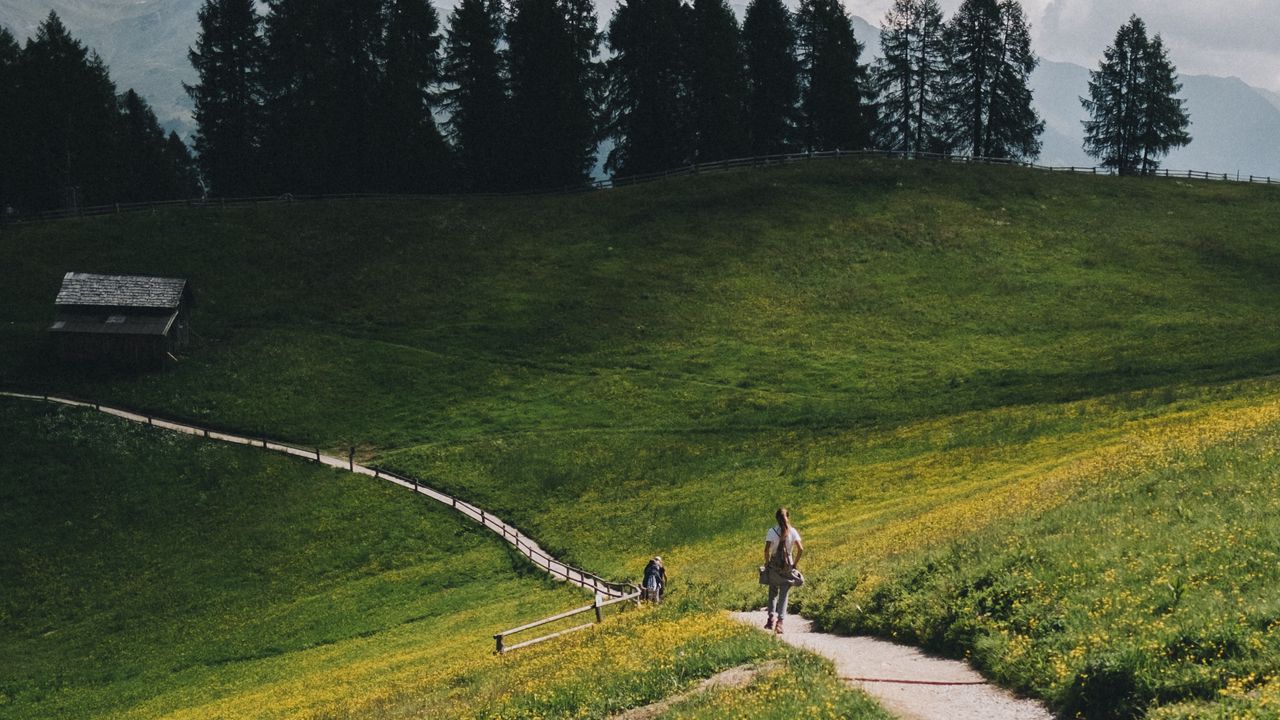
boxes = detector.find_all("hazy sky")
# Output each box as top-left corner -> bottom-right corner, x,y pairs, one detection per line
840,0 -> 1280,92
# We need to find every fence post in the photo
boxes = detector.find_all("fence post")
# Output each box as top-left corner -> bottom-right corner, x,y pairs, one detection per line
495,634 -> 504,653
148,416 -> 153,426
315,448 -> 321,462
594,600 -> 603,623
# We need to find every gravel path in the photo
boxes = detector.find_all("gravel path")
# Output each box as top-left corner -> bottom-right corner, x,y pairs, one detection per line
731,612 -> 1053,720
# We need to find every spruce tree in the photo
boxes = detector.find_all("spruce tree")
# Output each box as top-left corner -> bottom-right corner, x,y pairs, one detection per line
0,26 -> 20,213
262,0 -> 388,193
944,0 -> 1041,159
742,0 -> 798,155
1082,16 -> 1190,175
186,0 -> 265,196
442,0 -> 509,191
117,89 -> 172,202
872,0 -> 947,153
507,0 -> 600,189
795,0 -> 873,152
689,0 -> 748,162
604,0 -> 693,175
16,12 -> 123,211
380,0 -> 453,192
164,131 -> 203,198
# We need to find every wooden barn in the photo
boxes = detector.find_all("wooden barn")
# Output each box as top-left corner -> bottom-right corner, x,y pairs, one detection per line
49,272 -> 193,367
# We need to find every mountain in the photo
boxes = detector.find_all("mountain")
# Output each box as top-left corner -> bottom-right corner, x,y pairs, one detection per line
0,0 -> 202,138
1031,59 -> 1280,178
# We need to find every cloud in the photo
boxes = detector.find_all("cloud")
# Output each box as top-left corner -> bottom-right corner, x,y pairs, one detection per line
844,0 -> 1280,92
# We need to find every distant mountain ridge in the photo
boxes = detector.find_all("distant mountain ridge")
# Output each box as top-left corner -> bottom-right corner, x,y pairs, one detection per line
0,3 -> 1275,177
0,0 -> 202,137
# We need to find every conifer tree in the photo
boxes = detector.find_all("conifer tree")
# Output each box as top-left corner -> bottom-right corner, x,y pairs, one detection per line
0,26 -> 20,213
742,0 -> 798,155
164,131 -> 203,198
17,12 -> 122,211
442,0 -> 509,191
872,0 -> 947,153
380,0 -> 453,192
795,0 -> 873,152
186,0 -> 265,196
1082,16 -> 1190,175
507,0 -> 600,189
689,0 -> 749,162
117,89 -> 172,202
944,0 -> 1042,159
262,0 -> 388,193
604,0 -> 693,175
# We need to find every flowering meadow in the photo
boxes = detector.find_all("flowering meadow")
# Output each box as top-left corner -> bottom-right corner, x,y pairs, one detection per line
4,160 -> 1280,717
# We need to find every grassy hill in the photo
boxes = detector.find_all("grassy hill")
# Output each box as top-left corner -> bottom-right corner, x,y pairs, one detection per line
4,157 -> 1280,717
0,399 -> 886,719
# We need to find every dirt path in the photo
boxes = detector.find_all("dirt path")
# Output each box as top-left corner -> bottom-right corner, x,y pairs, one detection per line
731,612 -> 1053,720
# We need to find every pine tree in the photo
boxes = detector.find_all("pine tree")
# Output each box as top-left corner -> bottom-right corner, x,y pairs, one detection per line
507,0 -> 601,189
1082,16 -> 1190,175
742,0 -> 798,155
689,0 -> 748,162
262,0 -> 389,193
16,12 -> 123,211
442,0 -> 509,191
795,0 -> 873,152
944,0 -> 1042,159
380,0 -> 453,192
164,131 -> 203,198
872,0 -> 947,153
604,0 -> 692,175
0,26 -> 20,214
186,0 -> 265,196
117,89 -> 173,202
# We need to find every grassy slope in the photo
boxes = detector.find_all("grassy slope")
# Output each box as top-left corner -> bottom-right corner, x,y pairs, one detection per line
0,400 -> 886,720
3,159 -> 1280,716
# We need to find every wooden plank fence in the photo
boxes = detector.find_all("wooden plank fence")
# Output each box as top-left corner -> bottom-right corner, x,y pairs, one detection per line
6,149 -> 1275,226
494,589 -> 641,654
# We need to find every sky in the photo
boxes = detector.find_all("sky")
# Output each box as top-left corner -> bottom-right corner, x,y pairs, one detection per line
838,0 -> 1280,93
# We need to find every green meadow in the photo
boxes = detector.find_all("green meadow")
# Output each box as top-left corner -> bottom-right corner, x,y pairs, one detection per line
3,158 -> 1280,718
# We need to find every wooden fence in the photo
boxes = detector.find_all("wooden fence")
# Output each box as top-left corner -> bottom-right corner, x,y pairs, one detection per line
0,388 -> 636,600
494,589 -> 641,654
6,149 -> 1277,225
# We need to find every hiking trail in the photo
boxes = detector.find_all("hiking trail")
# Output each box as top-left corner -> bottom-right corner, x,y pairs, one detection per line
731,611 -> 1053,720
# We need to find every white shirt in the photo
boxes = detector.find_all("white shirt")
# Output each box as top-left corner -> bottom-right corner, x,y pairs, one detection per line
765,525 -> 802,560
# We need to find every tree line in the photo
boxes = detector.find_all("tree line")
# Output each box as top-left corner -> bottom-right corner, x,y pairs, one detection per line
0,14 -> 199,215
189,0 -> 1053,196
0,1 -> 1192,213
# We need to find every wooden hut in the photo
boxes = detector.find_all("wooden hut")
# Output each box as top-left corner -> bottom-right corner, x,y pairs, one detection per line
49,272 -> 193,367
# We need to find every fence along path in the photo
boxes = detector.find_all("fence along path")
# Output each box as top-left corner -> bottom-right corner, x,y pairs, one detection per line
12,148 -> 1278,224
0,390 -> 635,600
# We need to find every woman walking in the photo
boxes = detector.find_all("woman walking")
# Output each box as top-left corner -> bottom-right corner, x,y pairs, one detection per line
763,507 -> 804,634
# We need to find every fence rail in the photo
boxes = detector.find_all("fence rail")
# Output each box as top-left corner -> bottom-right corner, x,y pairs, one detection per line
0,387 -> 636,600
6,149 -> 1276,226
494,589 -> 641,654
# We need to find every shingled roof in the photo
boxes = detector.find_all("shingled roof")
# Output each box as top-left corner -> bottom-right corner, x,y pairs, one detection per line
54,272 -> 188,309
